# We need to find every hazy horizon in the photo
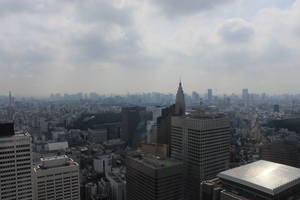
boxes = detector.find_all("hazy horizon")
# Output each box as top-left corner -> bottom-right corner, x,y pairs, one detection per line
0,0 -> 299,96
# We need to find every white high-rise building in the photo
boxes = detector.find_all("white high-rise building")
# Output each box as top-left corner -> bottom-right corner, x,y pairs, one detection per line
33,155 -> 80,200
0,123 -> 33,200
170,113 -> 231,200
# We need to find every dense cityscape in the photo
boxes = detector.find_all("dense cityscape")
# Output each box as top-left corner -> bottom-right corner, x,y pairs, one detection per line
1,0 -> 300,199
1,82 -> 300,199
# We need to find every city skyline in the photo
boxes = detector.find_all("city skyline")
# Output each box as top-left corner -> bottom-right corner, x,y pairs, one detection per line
0,0 -> 300,96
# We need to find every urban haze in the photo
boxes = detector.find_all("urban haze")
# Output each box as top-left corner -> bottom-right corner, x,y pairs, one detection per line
1,1 -> 300,200
0,0 -> 300,96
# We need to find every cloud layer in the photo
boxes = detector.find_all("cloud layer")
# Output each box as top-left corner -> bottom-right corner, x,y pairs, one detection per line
0,0 -> 300,96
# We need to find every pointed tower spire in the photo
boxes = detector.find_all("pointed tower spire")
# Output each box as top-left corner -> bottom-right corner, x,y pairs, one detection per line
175,81 -> 186,116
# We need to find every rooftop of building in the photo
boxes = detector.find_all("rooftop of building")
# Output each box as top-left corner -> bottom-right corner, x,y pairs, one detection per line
35,155 -> 78,170
218,160 -> 300,195
103,139 -> 126,147
128,151 -> 182,169
175,108 -> 225,119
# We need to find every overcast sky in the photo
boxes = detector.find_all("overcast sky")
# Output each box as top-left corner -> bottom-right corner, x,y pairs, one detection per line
0,0 -> 299,97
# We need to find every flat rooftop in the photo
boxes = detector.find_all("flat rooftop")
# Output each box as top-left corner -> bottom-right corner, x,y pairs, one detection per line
128,152 -> 182,169
38,155 -> 78,169
218,160 -> 300,195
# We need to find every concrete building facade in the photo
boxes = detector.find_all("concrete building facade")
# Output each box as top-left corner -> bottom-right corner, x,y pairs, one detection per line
0,123 -> 33,200
170,113 -> 231,200
121,106 -> 147,148
260,141 -> 300,168
33,155 -> 80,200
126,152 -> 184,200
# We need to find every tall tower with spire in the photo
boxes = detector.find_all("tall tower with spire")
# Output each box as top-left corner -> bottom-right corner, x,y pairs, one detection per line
175,81 -> 186,116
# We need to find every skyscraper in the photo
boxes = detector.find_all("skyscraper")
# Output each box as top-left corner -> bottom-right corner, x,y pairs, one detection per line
157,82 -> 186,150
260,140 -> 300,168
0,123 -> 33,200
126,151 -> 184,200
156,104 -> 175,145
175,82 -> 185,116
33,155 -> 80,200
207,89 -> 213,103
121,106 -> 147,148
170,112 -> 231,200
242,89 -> 249,107
7,91 -> 14,121
273,104 -> 280,112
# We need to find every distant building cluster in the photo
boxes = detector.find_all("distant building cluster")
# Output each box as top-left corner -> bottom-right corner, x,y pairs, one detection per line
1,83 -> 300,200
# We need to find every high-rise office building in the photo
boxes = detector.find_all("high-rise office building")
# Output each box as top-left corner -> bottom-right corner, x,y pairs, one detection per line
201,160 -> 300,200
0,123 -> 33,200
242,89 -> 249,107
7,92 -> 14,121
170,113 -> 231,200
121,106 -> 147,147
156,105 -> 175,145
175,82 -> 186,116
157,82 -> 185,148
33,155 -> 80,200
273,104 -> 280,112
126,151 -> 184,200
260,141 -> 300,168
207,89 -> 213,103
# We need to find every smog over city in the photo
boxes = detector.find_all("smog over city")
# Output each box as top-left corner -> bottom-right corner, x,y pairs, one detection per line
0,0 -> 300,96
1,1 -> 300,200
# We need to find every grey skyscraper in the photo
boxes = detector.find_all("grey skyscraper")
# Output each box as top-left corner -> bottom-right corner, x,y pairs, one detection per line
157,82 -> 186,151
7,91 -> 14,121
126,151 -> 184,200
260,140 -> 300,168
207,89 -> 213,103
121,106 -> 147,148
156,105 -> 175,146
0,123 -> 33,200
170,112 -> 231,200
175,82 -> 185,116
242,88 -> 249,107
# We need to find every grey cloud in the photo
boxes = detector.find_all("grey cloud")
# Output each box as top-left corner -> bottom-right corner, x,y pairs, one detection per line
72,28 -> 138,60
217,41 -> 293,72
260,41 -> 293,63
0,0 -> 68,16
74,1 -> 132,25
0,0 -> 33,15
70,29 -> 159,68
152,0 -> 234,17
0,47 -> 53,74
219,19 -> 255,43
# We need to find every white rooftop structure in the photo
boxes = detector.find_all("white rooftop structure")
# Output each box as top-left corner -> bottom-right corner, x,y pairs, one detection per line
40,155 -> 77,168
45,141 -> 69,151
218,160 -> 300,195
